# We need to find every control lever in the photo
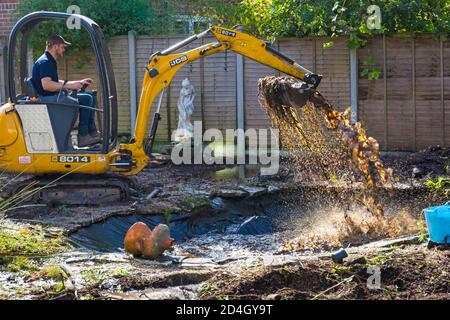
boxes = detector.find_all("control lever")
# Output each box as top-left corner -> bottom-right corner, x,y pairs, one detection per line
57,80 -> 68,102
80,79 -> 93,92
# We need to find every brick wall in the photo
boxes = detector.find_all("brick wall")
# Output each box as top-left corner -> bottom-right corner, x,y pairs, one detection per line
0,0 -> 19,103
0,0 -> 19,38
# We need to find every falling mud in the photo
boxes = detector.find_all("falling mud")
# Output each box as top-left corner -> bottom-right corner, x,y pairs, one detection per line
258,76 -> 412,249
281,207 -> 419,252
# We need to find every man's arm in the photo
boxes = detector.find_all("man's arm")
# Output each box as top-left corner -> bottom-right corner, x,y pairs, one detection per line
42,77 -> 83,92
42,78 -> 93,92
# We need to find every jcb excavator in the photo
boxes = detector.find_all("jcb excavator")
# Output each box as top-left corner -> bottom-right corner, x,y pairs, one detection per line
0,11 -> 321,205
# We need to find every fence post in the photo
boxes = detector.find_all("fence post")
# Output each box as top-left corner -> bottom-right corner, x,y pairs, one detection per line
27,47 -> 33,75
166,84 -> 171,142
236,52 -> 245,180
350,47 -> 358,124
200,38 -> 205,134
128,31 -> 137,135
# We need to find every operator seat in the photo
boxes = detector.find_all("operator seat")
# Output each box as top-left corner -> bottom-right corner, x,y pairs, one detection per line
24,76 -> 38,98
22,77 -> 78,152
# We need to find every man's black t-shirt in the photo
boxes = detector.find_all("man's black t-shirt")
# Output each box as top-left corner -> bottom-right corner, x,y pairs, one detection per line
31,51 -> 58,96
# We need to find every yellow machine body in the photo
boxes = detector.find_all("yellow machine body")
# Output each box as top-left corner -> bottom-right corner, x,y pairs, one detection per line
0,102 -> 111,175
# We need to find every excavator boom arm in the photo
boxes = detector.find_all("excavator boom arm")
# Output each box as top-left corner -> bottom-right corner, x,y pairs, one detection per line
210,27 -> 321,87
117,26 -> 321,175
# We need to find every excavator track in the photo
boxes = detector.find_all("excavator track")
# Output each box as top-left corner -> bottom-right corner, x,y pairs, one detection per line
0,174 -> 137,206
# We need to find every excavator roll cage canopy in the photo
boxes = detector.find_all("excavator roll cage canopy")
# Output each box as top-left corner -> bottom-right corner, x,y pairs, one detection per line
7,11 -> 118,154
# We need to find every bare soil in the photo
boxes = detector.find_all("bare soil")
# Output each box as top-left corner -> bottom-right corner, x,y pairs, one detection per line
199,244 -> 450,300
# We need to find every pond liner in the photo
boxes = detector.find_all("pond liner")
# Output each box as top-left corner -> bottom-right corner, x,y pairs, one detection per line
69,197 -> 284,252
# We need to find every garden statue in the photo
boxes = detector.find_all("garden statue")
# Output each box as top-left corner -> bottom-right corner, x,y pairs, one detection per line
174,78 -> 195,142
124,222 -> 175,258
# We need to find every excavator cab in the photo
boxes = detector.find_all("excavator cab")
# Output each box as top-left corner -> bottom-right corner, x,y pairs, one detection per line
6,11 -> 118,156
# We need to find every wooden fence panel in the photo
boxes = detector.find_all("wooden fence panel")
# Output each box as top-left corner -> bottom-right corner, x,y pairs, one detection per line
108,36 -> 130,134
278,38 -> 315,73
135,36 -> 170,141
385,36 -> 414,151
135,36 -> 237,142
201,37 -> 237,133
358,36 -> 387,149
314,37 -> 350,112
445,40 -> 450,146
415,36 -> 444,150
242,56 -> 277,149
359,35 -> 450,151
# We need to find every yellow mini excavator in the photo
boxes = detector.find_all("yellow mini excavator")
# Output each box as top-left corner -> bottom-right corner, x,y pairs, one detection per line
0,11 -> 321,204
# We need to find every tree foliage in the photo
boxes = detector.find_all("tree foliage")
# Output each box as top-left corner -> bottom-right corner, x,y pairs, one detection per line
197,0 -> 450,41
15,0 -> 181,54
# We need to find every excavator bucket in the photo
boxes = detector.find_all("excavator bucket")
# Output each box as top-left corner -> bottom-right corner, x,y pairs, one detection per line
258,76 -> 336,117
259,77 -> 315,108
258,76 -> 314,110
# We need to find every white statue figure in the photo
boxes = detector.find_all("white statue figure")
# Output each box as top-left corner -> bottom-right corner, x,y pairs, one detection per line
175,78 -> 195,142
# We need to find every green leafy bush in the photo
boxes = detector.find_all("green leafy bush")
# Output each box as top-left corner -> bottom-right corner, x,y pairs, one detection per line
15,0 -> 181,54
360,56 -> 381,80
198,0 -> 450,41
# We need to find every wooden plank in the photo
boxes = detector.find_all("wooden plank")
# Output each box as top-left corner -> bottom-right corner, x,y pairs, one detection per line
383,34 -> 388,151
358,35 -> 386,148
385,36 -> 414,151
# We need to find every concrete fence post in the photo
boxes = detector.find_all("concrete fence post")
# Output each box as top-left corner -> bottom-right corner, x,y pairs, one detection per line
350,47 -> 358,124
128,30 -> 137,135
27,47 -> 33,75
236,53 -> 245,179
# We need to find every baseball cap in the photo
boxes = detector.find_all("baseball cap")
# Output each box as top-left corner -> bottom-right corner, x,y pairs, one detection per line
46,34 -> 71,47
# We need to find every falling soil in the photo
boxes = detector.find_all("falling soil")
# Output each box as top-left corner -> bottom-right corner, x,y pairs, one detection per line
258,76 -> 413,250
281,208 -> 419,252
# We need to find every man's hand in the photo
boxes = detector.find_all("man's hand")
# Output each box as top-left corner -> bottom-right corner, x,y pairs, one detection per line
67,79 -> 93,91
81,78 -> 93,86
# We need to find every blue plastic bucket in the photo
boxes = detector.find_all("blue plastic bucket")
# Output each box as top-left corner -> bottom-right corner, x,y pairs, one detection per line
423,202 -> 450,244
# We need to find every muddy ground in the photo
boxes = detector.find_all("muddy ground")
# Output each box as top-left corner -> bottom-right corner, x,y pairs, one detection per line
0,146 -> 448,300
199,243 -> 450,300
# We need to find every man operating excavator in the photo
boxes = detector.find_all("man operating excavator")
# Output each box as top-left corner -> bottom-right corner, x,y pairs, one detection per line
31,34 -> 101,147
1,11 -> 323,204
